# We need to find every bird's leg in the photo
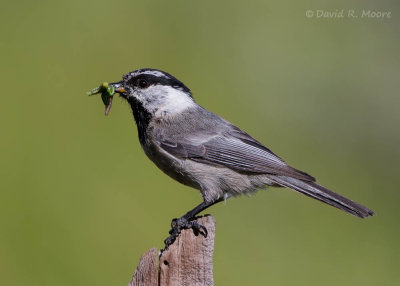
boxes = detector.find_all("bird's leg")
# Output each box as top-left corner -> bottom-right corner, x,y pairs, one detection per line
163,198 -> 224,250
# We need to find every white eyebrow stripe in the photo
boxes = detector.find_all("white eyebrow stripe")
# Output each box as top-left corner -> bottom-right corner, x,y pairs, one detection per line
130,70 -> 170,79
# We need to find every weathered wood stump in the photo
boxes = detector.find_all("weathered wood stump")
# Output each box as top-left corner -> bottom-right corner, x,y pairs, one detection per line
128,215 -> 216,286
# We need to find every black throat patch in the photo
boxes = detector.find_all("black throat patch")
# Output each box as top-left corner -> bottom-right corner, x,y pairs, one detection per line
128,97 -> 152,145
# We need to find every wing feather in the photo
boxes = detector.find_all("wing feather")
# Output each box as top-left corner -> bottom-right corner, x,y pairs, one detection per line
159,130 -> 315,182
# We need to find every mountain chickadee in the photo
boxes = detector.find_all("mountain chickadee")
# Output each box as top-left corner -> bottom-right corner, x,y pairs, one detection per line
92,68 -> 374,247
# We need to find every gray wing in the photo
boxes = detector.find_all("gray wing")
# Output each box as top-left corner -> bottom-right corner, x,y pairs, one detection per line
158,128 -> 315,182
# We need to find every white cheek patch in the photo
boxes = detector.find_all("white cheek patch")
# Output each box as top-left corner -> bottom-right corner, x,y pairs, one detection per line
143,85 -> 195,117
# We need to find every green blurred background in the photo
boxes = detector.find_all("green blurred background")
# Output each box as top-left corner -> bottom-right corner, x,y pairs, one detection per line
1,0 -> 399,285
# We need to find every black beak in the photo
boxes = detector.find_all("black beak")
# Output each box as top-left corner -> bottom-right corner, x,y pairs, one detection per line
109,82 -> 126,94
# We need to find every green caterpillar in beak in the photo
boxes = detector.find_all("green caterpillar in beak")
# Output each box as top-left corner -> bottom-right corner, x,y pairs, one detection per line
87,82 -> 115,115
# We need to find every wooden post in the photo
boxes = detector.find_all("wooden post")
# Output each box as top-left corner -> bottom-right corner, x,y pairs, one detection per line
128,215 -> 216,286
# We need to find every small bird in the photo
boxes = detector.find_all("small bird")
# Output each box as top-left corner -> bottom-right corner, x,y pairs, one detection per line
96,68 -> 374,247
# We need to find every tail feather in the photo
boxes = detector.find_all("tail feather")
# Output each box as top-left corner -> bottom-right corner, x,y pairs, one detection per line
269,176 -> 374,218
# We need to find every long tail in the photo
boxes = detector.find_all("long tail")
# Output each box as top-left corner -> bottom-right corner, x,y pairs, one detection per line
269,176 -> 374,218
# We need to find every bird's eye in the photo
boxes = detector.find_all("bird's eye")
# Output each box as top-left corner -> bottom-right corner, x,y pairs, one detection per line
138,79 -> 149,89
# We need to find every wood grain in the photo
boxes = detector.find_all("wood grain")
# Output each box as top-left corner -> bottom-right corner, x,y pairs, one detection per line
128,215 -> 216,286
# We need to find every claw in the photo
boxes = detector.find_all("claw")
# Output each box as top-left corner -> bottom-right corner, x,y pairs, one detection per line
197,222 -> 208,238
162,216 -> 208,251
190,220 -> 208,237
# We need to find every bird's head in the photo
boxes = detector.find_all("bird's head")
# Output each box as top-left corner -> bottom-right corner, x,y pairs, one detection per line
112,68 -> 195,118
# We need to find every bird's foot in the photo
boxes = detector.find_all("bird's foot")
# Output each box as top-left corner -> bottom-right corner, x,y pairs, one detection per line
162,216 -> 208,251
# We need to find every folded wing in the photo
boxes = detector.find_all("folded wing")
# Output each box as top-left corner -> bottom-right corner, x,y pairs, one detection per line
159,129 -> 315,182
